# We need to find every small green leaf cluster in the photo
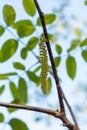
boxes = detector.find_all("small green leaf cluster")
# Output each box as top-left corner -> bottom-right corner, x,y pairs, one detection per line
65,38 -> 87,79
0,1 -> 55,98
0,0 -> 87,129
0,1 -> 87,99
0,2 -> 56,129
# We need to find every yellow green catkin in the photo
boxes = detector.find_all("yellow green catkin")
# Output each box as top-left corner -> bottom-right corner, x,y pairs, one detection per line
39,37 -> 48,88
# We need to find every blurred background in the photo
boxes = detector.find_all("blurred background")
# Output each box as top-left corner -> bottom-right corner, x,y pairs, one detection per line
0,0 -> 87,129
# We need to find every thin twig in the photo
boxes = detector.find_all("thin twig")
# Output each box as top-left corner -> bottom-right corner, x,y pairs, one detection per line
33,0 -> 65,114
33,0 -> 79,129
49,70 -> 79,129
62,90 -> 79,129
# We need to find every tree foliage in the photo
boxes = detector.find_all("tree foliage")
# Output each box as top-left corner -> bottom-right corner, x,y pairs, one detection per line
0,0 -> 87,130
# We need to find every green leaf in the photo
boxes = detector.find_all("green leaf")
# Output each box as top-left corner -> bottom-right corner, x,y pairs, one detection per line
10,82 -> 18,99
0,75 -> 7,80
0,113 -> 4,122
13,20 -> 35,38
80,38 -> 87,47
27,71 -> 40,86
37,14 -> 56,26
54,57 -> 61,67
0,85 -> 5,94
9,118 -> 29,130
81,50 -> 87,62
55,44 -> 62,54
0,26 -> 5,36
3,5 -> 16,26
84,0 -> 87,5
0,50 -> 4,62
0,39 -> 18,62
18,78 -> 28,104
27,37 -> 39,50
0,72 -> 17,76
13,62 -> 25,70
21,47 -> 28,59
41,78 -> 52,95
9,72 -> 17,76
23,0 -> 36,16
66,56 -> 76,79
0,72 -> 17,80
67,40 -> 80,53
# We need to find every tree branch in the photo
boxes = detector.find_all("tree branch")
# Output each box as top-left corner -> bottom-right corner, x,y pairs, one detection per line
33,0 -> 79,129
0,102 -> 76,129
0,102 -> 59,117
33,0 -> 65,114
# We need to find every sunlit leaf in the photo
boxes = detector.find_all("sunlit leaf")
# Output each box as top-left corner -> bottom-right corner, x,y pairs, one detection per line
67,40 -> 80,53
81,50 -> 87,62
9,118 -> 29,130
3,5 -> 16,26
23,0 -> 36,16
13,20 -> 35,38
21,47 -> 28,59
54,57 -> 61,67
27,71 -> 40,86
10,82 -> 18,99
0,85 -> 5,95
0,39 -> 18,62
37,14 -> 56,26
0,26 -> 5,36
80,38 -> 87,47
0,113 -> 4,122
41,77 -> 52,95
13,62 -> 25,70
55,44 -> 62,54
27,37 -> 39,50
66,56 -> 76,79
18,78 -> 28,104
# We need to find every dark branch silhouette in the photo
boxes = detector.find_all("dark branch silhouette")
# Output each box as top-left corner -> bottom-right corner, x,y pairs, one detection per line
33,0 -> 79,129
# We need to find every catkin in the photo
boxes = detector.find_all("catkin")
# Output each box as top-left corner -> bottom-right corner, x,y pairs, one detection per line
39,40 -> 48,88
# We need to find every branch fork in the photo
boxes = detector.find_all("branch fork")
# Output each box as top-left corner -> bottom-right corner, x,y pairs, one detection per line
0,1 -> 80,130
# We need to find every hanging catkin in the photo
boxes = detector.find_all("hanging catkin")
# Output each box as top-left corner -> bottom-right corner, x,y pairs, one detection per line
39,37 -> 48,88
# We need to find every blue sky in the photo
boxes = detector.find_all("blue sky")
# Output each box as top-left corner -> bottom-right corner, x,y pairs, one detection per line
0,0 -> 87,130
